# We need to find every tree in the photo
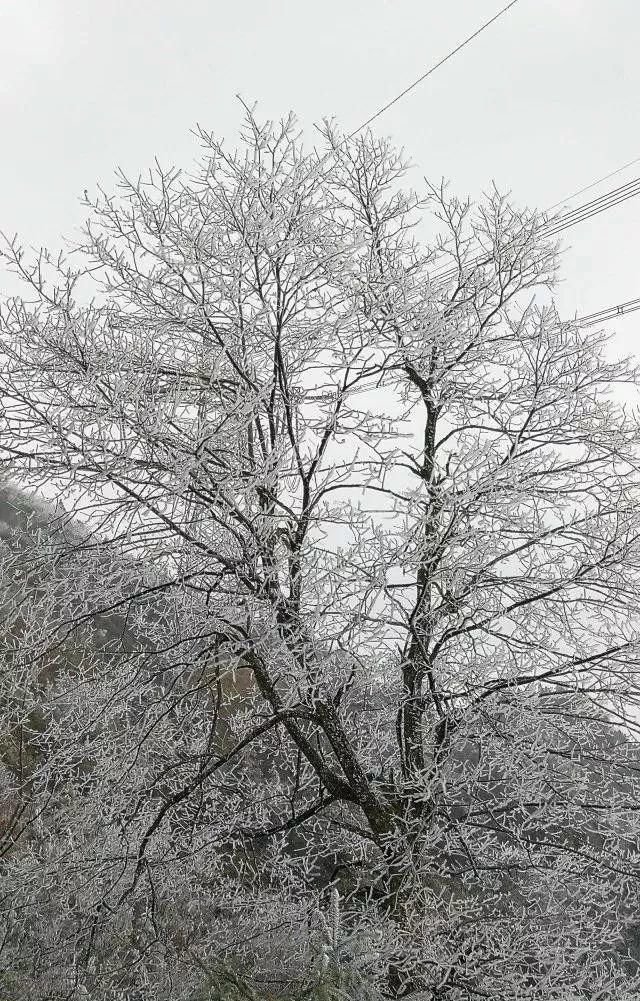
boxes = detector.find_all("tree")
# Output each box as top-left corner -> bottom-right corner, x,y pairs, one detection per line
1,104 -> 640,999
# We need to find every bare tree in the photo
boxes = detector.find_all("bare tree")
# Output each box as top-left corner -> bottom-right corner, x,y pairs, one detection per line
1,105 -> 640,999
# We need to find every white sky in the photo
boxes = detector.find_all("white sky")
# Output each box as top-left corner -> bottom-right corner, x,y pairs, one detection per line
0,0 -> 638,359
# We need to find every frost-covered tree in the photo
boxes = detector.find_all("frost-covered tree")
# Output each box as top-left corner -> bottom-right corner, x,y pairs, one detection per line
1,105 -> 640,999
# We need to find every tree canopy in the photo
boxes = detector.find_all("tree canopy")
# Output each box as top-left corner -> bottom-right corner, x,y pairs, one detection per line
1,106 -> 640,1000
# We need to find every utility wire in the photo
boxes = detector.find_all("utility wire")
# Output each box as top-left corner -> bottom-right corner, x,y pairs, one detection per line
544,176 -> 640,238
547,154 -> 640,213
429,173 -> 640,287
346,0 -> 522,140
328,0 -> 640,304
284,2 -> 640,332
251,1 -> 523,273
307,0 -> 521,186
348,15 -> 640,330
576,296 -> 640,328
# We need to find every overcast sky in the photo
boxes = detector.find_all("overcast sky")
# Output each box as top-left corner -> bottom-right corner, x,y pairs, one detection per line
1,0 -> 638,357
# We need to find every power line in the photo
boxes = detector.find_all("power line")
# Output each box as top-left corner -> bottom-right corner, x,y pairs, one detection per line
547,154 -> 640,213
305,4 -> 640,331
544,176 -> 640,238
576,296 -> 640,328
308,0 -> 522,186
342,19 -> 640,335
429,173 -> 640,287
335,3 -> 640,303
270,2 -> 523,276
346,0 -> 522,140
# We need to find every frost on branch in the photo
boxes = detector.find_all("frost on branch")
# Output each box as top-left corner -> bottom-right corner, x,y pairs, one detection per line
1,105 -> 640,999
